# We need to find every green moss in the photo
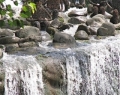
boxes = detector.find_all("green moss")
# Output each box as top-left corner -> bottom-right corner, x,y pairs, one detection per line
58,17 -> 64,22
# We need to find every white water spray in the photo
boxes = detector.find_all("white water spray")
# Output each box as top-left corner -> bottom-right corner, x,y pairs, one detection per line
2,54 -> 44,95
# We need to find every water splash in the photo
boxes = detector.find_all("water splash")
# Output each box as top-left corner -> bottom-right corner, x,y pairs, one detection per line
2,54 -> 44,95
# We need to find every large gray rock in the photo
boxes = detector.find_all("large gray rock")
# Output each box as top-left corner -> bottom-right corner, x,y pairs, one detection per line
46,27 -> 59,36
77,24 -> 90,35
0,36 -> 20,44
86,14 -> 107,35
50,18 -> 61,28
68,17 -> 85,24
5,44 -> 19,53
97,22 -> 115,36
0,29 -> 14,37
15,26 -> 41,38
53,32 -> 77,48
74,30 -> 89,40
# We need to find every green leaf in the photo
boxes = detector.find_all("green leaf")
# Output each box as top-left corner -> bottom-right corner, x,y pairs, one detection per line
8,20 -> 14,27
8,11 -> 13,17
22,6 -> 29,12
28,2 -> 36,13
0,20 -> 5,27
6,5 -> 12,11
14,1 -> 18,6
20,13 -> 29,18
0,0 -> 4,3
0,9 -> 6,15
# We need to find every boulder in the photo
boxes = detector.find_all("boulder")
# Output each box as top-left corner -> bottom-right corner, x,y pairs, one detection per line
97,22 -> 115,36
74,30 -> 89,40
46,27 -> 59,36
57,23 -> 73,31
36,55 -> 66,95
50,18 -> 61,28
5,44 -> 19,53
41,31 -> 52,41
0,36 -> 20,44
0,29 -> 14,37
77,24 -> 90,35
15,26 -> 41,38
18,42 -> 38,48
68,17 -> 85,24
87,4 -> 93,14
53,32 -> 77,48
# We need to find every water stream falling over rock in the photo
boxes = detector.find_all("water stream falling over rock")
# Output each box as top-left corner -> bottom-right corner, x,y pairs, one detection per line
2,54 -> 44,95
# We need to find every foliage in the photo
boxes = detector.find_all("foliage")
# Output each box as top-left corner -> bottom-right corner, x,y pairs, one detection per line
0,0 -> 36,28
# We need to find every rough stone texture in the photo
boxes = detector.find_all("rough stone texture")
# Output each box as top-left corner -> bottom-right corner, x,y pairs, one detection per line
97,22 -> 115,36
0,29 -> 14,37
46,27 -> 59,36
36,54 -> 66,95
0,36 -> 20,44
68,17 -> 84,24
15,26 -> 41,38
5,44 -> 19,53
18,41 -> 38,48
77,24 -> 90,35
74,30 -> 89,40
53,32 -> 77,48
50,18 -> 61,28
0,49 -> 3,59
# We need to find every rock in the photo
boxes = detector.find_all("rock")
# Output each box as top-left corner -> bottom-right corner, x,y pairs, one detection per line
0,49 -> 3,59
74,30 -> 89,40
0,36 -> 20,44
0,29 -> 14,37
36,55 -> 66,95
86,14 -> 107,35
50,18 -> 61,28
57,23 -> 72,31
68,11 -> 84,17
75,4 -> 83,9
19,41 -> 38,48
53,32 -> 77,48
46,27 -> 59,36
86,14 -> 106,26
97,22 -> 115,36
41,31 -> 52,41
15,26 -> 41,38
77,24 -> 90,35
68,17 -> 84,24
5,44 -> 19,53
87,4 -> 93,14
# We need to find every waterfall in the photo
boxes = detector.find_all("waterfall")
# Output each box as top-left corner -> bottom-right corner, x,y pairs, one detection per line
66,54 -> 82,95
65,35 -> 120,95
89,38 -> 120,95
1,53 -> 44,95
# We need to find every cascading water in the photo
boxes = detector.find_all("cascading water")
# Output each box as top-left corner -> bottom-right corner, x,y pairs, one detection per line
1,53 -> 44,95
66,53 -> 82,95
89,37 -> 120,95
65,35 -> 120,95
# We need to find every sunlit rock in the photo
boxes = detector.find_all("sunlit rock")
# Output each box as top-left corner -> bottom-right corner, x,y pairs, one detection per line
97,22 -> 115,36
15,26 -> 41,38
